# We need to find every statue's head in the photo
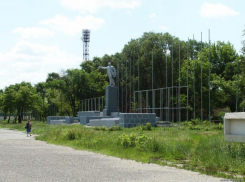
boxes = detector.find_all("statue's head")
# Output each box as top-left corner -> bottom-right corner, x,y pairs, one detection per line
108,62 -> 111,66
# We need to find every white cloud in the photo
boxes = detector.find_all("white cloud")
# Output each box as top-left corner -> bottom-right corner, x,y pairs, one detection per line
160,26 -> 169,31
0,41 -> 81,89
200,3 -> 239,17
39,15 -> 105,36
149,13 -> 157,18
61,0 -> 142,13
12,27 -> 54,39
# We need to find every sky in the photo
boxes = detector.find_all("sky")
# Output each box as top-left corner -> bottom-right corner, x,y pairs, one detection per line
0,0 -> 244,90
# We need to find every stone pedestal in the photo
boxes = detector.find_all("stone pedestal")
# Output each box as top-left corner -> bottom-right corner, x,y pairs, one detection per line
103,86 -> 118,116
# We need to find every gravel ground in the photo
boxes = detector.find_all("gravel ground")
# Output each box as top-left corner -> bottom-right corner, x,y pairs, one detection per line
0,128 -> 230,182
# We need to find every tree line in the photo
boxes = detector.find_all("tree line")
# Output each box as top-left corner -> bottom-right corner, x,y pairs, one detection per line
0,30 -> 245,123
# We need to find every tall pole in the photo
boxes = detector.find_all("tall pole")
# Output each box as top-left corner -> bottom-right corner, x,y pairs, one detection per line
117,62 -> 120,110
178,40 -> 181,122
152,49 -> 154,114
201,32 -> 203,122
121,63 -> 124,113
165,44 -> 168,121
42,96 -> 44,123
208,29 -> 211,121
152,49 -> 154,90
187,38 -> 189,121
236,75 -> 240,112
138,51 -> 140,91
126,60 -> 128,113
130,57 -> 131,113
171,44 -> 174,122
133,51 -> 135,113
193,35 -> 196,119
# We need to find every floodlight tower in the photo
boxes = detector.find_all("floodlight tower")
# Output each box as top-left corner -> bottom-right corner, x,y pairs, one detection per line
81,29 -> 90,61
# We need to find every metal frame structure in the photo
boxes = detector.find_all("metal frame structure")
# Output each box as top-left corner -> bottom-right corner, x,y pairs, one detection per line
79,96 -> 105,112
134,86 -> 188,122
81,29 -> 90,61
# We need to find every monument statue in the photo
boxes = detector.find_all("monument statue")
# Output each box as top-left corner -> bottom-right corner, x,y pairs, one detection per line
99,62 -> 116,86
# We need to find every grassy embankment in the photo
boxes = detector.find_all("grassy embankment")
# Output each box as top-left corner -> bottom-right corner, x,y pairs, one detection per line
0,120 -> 245,181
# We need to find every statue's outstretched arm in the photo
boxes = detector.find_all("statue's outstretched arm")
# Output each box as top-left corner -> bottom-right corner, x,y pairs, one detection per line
98,66 -> 107,69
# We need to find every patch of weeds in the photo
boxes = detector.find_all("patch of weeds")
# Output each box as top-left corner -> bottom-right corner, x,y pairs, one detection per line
188,122 -> 200,130
190,118 -> 201,125
146,136 -> 161,153
94,126 -> 107,131
136,134 -> 149,151
118,133 -> 135,147
181,121 -> 189,127
203,120 -> 211,125
137,122 -> 152,131
2,119 -> 8,124
67,129 -> 76,140
108,125 -> 122,131
212,123 -> 223,130
118,132 -> 149,149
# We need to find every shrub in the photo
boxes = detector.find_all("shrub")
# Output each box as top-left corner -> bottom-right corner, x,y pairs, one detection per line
144,122 -> 152,130
181,121 -> 189,127
137,122 -> 152,131
118,133 -> 149,149
190,118 -> 201,125
213,123 -> 223,130
108,125 -> 122,131
118,133 -> 131,147
203,120 -> 211,125
188,122 -> 200,130
135,134 -> 148,151
94,126 -> 107,131
146,136 -> 160,153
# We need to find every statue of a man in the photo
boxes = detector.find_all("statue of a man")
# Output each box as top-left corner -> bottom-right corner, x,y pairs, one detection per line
99,62 -> 116,87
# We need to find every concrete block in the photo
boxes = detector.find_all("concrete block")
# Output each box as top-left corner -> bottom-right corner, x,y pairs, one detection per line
119,114 -> 125,119
89,118 -> 120,127
79,116 -> 113,125
50,120 -> 65,125
138,114 -> 142,118
111,112 -> 120,117
224,112 -> 245,143
129,119 -> 135,124
69,117 -> 79,124
47,116 -> 69,124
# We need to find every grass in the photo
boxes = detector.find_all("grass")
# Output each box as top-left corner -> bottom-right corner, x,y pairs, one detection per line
0,120 -> 245,181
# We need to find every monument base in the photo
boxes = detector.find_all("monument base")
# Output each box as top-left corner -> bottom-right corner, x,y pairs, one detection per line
103,86 -> 118,116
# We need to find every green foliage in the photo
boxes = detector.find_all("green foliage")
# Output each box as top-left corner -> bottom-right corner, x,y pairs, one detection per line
203,120 -> 211,125
190,118 -> 201,125
2,119 -> 8,124
213,123 -> 223,130
94,125 -> 123,132
118,133 -> 148,148
94,126 -> 107,131
118,133 -> 133,148
108,125 -> 122,131
137,122 -> 152,131
188,122 -> 201,130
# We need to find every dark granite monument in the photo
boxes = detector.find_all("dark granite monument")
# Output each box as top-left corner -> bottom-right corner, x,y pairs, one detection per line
103,86 -> 119,116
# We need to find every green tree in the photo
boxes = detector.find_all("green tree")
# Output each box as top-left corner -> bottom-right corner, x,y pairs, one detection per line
14,82 -> 40,123
1,86 -> 17,123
